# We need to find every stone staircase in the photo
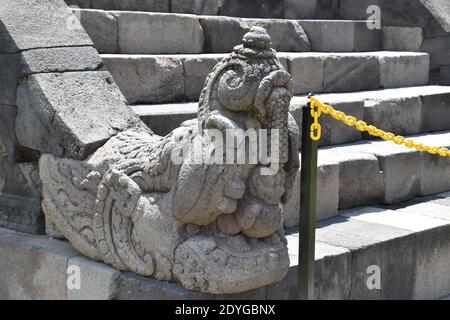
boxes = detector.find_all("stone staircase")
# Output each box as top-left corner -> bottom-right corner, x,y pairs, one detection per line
67,2 -> 450,220
12,0 -> 442,298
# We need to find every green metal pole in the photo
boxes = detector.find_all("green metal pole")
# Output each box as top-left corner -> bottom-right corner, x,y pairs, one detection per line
298,95 -> 318,300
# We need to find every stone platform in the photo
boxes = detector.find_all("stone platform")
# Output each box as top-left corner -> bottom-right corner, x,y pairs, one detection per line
1,192 -> 450,300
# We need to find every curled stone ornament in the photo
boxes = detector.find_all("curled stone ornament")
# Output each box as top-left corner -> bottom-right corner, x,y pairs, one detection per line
39,27 -> 300,294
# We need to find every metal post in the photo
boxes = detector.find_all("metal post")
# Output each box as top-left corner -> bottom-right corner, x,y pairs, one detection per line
298,95 -> 318,300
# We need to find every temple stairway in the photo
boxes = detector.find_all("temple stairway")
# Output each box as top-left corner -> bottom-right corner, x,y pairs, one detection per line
46,0 -> 450,299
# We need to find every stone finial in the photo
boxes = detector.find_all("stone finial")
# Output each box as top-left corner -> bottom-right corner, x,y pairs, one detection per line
242,26 -> 273,49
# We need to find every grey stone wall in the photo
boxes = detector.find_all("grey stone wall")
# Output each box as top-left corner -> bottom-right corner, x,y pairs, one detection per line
338,0 -> 450,85
0,0 -> 146,234
65,0 -> 450,83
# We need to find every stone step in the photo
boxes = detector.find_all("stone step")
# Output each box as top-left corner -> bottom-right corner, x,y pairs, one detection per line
133,93 -> 450,223
279,193 -> 450,300
133,85 -> 450,139
66,0 -> 339,19
2,192 -> 450,299
72,9 -> 381,54
66,0 -> 171,13
133,99 -> 450,227
102,51 -> 429,104
307,130 -> 450,222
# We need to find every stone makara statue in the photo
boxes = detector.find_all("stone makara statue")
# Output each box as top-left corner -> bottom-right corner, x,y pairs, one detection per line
39,27 -> 300,294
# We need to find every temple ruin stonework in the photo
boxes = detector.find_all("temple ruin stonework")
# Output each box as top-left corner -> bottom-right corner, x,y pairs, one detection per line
39,27 -> 300,294
2,0 -> 450,301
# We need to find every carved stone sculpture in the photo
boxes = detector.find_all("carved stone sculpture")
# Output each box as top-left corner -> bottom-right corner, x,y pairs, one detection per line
39,27 -> 300,294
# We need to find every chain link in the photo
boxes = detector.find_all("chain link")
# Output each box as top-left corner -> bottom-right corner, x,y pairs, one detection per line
308,96 -> 450,157
310,98 -> 322,141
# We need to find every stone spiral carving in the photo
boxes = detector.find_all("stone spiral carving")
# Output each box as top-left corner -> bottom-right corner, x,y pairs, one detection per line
39,27 -> 300,294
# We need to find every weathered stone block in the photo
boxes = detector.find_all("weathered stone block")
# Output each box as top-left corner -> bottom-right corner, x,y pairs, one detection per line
314,241 -> 352,299
246,19 -> 311,52
439,65 -> 450,85
300,20 -> 380,52
102,55 -> 185,104
181,55 -> 223,101
315,0 -> 339,19
20,46 -> 102,75
0,156 -> 41,197
16,71 -> 144,159
318,200 -> 450,300
377,150 -> 422,204
300,20 -> 353,52
379,52 -> 429,88
0,53 -> 21,105
171,0 -> 221,15
0,227 -> 80,299
0,0 -> 93,53
67,256 -> 121,300
326,99 -> 364,145
378,230 -> 416,299
266,240 -> 351,300
286,0 -> 339,19
420,154 -> 450,196
113,12 -> 204,54
338,0 -> 381,20
278,56 -> 289,71
132,103 -> 197,136
316,216 -> 414,300
336,141 -> 421,204
90,0 -> 169,11
0,193 -> 43,234
219,0 -> 284,18
284,0 -> 317,19
116,272 -> 266,300
319,150 -> 384,209
0,104 -> 42,234
383,26 -> 424,51
354,22 -> 382,51
73,9 -> 118,53
323,54 -> 380,92
364,96 -> 422,135
420,91 -> 450,132
199,17 -> 310,53
415,132 -> 450,195
421,36 -> 450,70
286,53 -> 325,94
411,224 -> 450,299
199,16 -> 246,53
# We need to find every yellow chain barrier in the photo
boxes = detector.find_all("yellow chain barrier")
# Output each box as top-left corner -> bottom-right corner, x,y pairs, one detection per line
308,96 -> 450,157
